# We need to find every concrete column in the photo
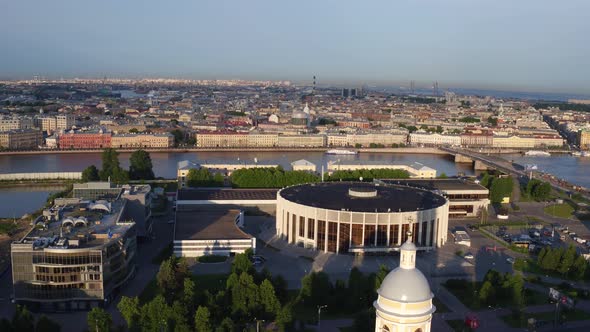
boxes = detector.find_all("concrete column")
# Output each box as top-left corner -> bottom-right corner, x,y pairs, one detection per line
418,218 -> 423,246
426,219 -> 433,247
387,214 -> 391,246
362,213 -> 366,247
336,221 -> 340,254
374,213 -> 378,246
397,217 -> 403,245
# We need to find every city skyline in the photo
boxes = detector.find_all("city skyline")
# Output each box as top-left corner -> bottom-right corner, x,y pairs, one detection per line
1,0 -> 589,94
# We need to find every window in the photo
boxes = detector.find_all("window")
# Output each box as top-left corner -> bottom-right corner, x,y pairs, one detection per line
351,224 -> 363,247
317,220 -> 326,251
299,216 -> 305,237
307,218 -> 315,239
327,222 -> 338,252
390,224 -> 399,246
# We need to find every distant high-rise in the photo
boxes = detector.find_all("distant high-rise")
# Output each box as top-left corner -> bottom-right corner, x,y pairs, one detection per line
342,88 -> 350,98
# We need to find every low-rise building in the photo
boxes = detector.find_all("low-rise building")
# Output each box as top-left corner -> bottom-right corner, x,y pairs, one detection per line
291,159 -> 317,172
276,134 -> 325,147
327,160 -> 437,178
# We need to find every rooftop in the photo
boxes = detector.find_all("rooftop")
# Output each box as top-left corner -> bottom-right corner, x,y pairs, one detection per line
279,182 -> 447,213
380,178 -> 488,192
177,188 -> 278,201
175,210 -> 252,240
16,198 -> 134,249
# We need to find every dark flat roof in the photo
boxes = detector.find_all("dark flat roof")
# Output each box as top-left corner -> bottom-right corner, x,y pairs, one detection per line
175,210 -> 252,240
279,182 -> 446,213
177,188 -> 278,201
380,179 -> 488,192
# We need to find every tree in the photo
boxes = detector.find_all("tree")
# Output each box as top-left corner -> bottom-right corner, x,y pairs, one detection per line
183,278 -> 196,313
558,245 -> 576,275
11,305 -> 34,332
232,253 -> 253,276
35,315 -> 61,332
487,116 -> 498,126
259,279 -> 280,317
99,148 -> 128,183
374,265 -> 390,291
170,129 -> 185,146
230,272 -> 259,315
276,305 -> 293,332
572,256 -> 588,280
478,281 -> 495,305
157,257 -> 177,292
129,128 -> 139,133
194,306 -> 212,332
87,307 -> 112,332
82,165 -> 100,182
129,149 -> 155,180
139,295 -> 170,332
117,296 -> 140,330
437,172 -> 448,179
215,318 -> 235,332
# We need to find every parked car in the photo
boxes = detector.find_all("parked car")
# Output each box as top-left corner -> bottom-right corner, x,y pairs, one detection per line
464,253 -> 474,259
506,257 -> 515,264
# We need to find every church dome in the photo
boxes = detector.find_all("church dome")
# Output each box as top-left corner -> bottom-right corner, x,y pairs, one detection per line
377,267 -> 432,302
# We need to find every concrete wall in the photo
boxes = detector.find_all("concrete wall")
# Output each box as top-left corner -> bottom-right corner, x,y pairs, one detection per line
0,172 -> 82,180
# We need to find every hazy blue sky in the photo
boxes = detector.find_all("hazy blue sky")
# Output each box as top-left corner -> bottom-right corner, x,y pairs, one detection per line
1,0 -> 589,93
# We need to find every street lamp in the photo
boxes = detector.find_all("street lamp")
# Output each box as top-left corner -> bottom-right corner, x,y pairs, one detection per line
317,305 -> 328,329
254,318 -> 265,332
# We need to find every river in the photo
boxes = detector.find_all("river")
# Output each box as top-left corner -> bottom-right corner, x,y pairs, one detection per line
508,153 -> 590,189
0,151 -> 473,217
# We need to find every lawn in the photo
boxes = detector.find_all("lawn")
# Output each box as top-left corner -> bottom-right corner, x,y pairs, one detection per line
544,203 -> 575,218
501,309 -> 590,328
139,273 -> 230,304
197,255 -> 227,263
443,280 -> 548,310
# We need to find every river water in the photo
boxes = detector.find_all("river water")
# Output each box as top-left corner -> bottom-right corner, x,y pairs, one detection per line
2,150 -> 588,218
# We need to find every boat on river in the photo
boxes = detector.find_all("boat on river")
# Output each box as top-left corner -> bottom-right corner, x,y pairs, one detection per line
524,150 -> 551,157
325,149 -> 358,155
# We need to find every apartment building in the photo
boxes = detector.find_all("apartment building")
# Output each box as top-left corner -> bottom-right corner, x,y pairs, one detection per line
58,130 -> 112,149
409,132 -> 462,146
277,134 -> 326,147
0,117 -> 34,131
347,132 -> 407,147
0,129 -> 43,149
196,132 -> 248,148
111,133 -> 174,148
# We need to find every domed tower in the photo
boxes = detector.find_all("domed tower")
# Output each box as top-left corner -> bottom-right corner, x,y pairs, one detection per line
374,235 -> 436,332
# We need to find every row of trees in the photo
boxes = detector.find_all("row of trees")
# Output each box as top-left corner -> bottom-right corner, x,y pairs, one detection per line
186,168 -> 224,187
523,178 -> 552,201
82,149 -> 155,183
109,252 -> 292,332
537,245 -> 588,279
326,169 -> 409,181
480,172 -> 513,203
231,167 -> 320,188
0,305 -> 61,332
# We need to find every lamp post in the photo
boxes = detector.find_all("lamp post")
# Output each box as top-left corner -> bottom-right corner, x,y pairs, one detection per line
254,318 -> 265,332
317,304 -> 328,329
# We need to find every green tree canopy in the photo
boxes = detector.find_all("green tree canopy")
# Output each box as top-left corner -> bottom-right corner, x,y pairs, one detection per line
117,296 -> 140,330
99,148 -> 129,183
186,168 -> 223,187
12,305 -> 34,332
81,165 -> 100,182
231,167 -> 320,188
87,307 -> 112,332
35,315 -> 61,332
194,306 -> 212,332
129,149 -> 155,180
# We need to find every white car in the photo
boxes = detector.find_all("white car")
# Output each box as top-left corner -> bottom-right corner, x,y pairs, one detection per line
464,253 -> 474,259
506,257 -> 515,264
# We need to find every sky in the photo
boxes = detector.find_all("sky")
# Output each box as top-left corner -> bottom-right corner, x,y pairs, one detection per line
0,0 -> 589,94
